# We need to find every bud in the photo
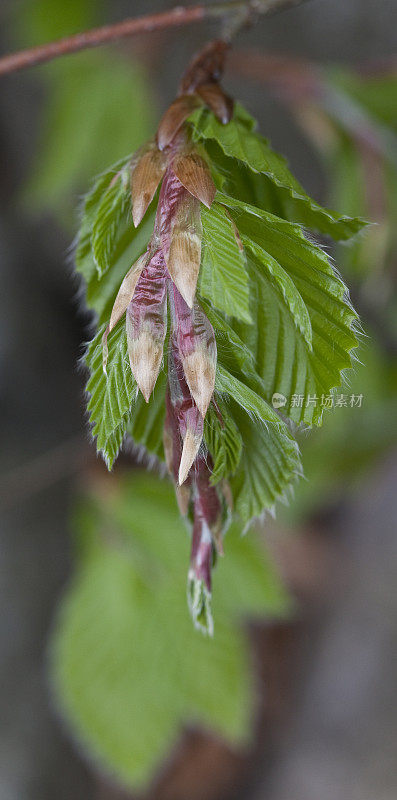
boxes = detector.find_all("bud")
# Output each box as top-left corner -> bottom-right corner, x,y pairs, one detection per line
195,454 -> 225,555
131,144 -> 167,227
172,290 -> 216,418
196,83 -> 234,124
179,39 -> 229,95
166,189 -> 202,308
190,512 -> 213,593
126,250 -> 167,401
156,95 -> 202,151
178,405 -> 204,485
172,151 -> 216,209
102,253 -> 147,373
187,571 -> 214,637
164,370 -> 194,513
127,327 -> 163,403
182,347 -> 216,419
167,341 -> 204,486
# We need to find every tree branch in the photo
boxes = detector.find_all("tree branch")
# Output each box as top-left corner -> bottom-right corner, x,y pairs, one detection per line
0,0 -> 307,77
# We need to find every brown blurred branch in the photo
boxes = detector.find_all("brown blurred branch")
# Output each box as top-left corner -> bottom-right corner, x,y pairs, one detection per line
0,0 -> 307,77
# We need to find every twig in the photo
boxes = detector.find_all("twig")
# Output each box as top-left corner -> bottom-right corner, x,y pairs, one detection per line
0,0 -> 307,77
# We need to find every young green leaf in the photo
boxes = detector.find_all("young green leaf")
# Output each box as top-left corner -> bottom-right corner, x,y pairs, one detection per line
189,106 -> 367,241
227,401 -> 302,522
216,364 -> 288,431
242,236 -> 313,347
75,156 -> 132,284
91,170 -> 131,279
85,323 -> 136,468
204,403 -> 243,485
126,369 -> 167,460
216,193 -> 358,425
200,202 -> 251,322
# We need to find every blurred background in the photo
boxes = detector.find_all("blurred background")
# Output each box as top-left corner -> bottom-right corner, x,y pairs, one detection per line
0,0 -> 396,798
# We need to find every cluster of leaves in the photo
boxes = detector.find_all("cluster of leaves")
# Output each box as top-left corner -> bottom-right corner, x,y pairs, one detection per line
50,471 -> 290,791
79,102 -> 365,525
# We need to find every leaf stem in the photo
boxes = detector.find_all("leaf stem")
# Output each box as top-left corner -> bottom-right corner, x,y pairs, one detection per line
0,0 -> 308,77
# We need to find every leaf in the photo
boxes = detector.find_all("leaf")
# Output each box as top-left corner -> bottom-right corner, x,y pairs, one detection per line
91,170 -> 131,278
216,193 -> 358,426
75,156 -> 132,284
200,203 -> 251,322
326,70 -> 397,132
189,105 -> 367,240
85,323 -> 136,469
216,364 -> 288,431
126,369 -> 167,461
241,236 -> 313,347
228,402 -> 302,522
212,365 -> 302,522
204,403 -> 243,485
50,471 -> 290,791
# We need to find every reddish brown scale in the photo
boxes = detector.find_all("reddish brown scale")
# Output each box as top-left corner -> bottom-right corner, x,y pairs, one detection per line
190,506 -> 214,592
196,83 -> 234,124
164,387 -> 183,485
127,249 -> 167,333
190,457 -> 223,593
126,249 -> 168,402
156,165 -> 189,254
172,288 -> 215,360
171,286 -> 216,418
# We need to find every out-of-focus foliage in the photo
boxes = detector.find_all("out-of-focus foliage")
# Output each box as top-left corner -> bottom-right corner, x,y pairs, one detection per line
297,67 -> 397,285
277,66 -> 397,521
11,0 -> 155,221
50,471 -> 290,791
280,341 -> 397,522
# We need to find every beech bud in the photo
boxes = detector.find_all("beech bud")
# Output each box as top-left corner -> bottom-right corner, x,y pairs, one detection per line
156,95 -> 202,151
172,290 -> 217,418
131,143 -> 167,227
126,250 -> 167,402
172,151 -> 216,209
102,253 -> 147,373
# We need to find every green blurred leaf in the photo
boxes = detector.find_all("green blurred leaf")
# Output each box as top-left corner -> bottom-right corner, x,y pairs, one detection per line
22,52 -> 154,220
14,0 -> 96,44
327,68 -> 397,134
50,472 -> 290,791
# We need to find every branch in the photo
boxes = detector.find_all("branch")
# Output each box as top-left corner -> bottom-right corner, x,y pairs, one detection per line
0,0 -> 307,77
